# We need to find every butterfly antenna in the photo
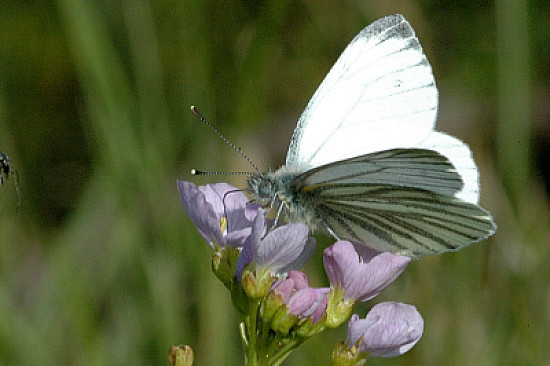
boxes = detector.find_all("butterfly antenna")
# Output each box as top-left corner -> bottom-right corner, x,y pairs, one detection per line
190,169 -> 253,176
190,106 -> 261,174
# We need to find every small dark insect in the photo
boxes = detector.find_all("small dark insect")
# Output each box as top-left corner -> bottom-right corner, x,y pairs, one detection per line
0,151 -> 12,185
0,150 -> 21,219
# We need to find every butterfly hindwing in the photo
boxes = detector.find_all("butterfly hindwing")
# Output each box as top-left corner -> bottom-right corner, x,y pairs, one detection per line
291,148 -> 495,256
316,186 -> 495,256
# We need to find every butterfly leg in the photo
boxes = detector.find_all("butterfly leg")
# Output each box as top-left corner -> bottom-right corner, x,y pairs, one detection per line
262,198 -> 285,239
323,223 -> 342,241
273,199 -> 286,227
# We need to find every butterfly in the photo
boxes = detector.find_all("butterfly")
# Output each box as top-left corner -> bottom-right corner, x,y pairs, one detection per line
246,14 -> 496,257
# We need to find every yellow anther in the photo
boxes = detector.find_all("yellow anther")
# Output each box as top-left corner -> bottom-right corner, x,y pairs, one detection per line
219,217 -> 227,233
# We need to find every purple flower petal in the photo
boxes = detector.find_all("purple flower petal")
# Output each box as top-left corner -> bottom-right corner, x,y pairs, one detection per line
245,202 -> 259,221
287,271 -> 308,290
310,290 -> 329,324
287,288 -> 318,316
347,313 -> 378,346
348,302 -> 423,358
253,219 -> 310,275
196,183 -> 232,218
177,181 -> 224,248
270,277 -> 295,301
301,288 -> 329,320
235,211 -> 266,280
282,237 -> 316,272
235,235 -> 253,281
177,181 -> 257,248
237,213 -> 313,281
324,241 -> 410,302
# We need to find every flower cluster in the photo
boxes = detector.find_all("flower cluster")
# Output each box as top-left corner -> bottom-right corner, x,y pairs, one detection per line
177,181 -> 424,365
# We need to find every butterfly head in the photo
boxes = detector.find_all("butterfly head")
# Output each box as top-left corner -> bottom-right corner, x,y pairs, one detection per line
247,173 -> 277,207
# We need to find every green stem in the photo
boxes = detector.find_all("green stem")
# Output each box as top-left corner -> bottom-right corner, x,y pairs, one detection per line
261,314 -> 272,355
246,300 -> 260,366
268,337 -> 304,366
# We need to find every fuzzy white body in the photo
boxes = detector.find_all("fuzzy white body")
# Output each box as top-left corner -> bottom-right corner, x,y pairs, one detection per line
247,167 -> 320,228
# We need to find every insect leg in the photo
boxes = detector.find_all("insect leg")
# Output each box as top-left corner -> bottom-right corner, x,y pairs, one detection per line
323,223 -> 342,241
262,198 -> 286,238
273,199 -> 286,227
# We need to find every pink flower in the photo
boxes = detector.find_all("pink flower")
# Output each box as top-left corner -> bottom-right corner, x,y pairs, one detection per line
347,302 -> 423,358
324,241 -> 410,301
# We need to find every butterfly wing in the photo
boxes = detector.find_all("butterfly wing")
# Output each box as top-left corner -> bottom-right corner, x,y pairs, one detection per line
319,187 -> 495,257
292,149 -> 463,197
414,132 -> 481,204
291,149 -> 496,256
286,14 -> 438,170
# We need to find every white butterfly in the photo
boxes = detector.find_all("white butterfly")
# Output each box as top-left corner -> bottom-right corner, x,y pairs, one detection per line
247,14 -> 496,257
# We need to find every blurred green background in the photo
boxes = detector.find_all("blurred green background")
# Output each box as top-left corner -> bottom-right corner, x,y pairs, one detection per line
0,0 -> 548,365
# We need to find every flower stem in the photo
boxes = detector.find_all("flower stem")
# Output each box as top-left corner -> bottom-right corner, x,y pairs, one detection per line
246,299 -> 261,366
269,337 -> 304,366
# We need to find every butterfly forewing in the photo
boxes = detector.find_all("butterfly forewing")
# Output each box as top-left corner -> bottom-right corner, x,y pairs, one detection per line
414,132 -> 481,204
286,14 -> 439,170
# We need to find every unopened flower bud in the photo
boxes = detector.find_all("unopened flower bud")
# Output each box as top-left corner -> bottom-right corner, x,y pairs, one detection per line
263,277 -> 295,324
212,247 -> 240,288
168,345 -> 194,366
